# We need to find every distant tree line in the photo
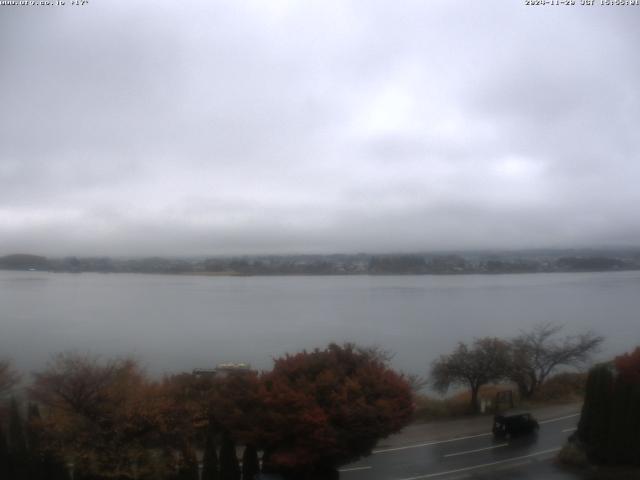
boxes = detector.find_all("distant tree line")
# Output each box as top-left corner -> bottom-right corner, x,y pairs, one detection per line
2,251 -> 640,275
0,344 -> 414,480
429,323 -> 604,413
0,255 -> 49,271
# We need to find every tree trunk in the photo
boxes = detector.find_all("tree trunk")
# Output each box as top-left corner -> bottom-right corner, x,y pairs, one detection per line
516,377 -> 536,399
470,386 -> 480,414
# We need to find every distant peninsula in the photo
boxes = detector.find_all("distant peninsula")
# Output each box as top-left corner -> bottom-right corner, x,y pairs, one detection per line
2,249 -> 640,276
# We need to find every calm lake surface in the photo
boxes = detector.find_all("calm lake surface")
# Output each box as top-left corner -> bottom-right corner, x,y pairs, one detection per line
1,270 -> 639,376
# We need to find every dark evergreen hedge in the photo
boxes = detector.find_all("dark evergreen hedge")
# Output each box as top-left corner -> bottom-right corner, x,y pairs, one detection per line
202,426 -> 219,480
219,432 -> 240,480
241,445 -> 259,480
577,363 -> 640,466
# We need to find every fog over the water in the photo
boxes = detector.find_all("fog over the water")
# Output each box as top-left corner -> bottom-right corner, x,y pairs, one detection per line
2,1 -> 640,256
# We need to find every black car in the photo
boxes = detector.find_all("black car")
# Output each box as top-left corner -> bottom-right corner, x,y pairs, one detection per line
492,411 -> 539,439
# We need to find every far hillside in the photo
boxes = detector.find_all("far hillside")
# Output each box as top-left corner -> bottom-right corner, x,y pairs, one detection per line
1,249 -> 640,275
0,254 -> 48,270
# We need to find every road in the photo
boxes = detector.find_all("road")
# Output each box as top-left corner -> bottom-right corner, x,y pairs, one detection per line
339,412 -> 583,480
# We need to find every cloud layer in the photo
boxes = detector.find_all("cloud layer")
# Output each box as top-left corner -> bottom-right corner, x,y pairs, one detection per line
2,1 -> 640,255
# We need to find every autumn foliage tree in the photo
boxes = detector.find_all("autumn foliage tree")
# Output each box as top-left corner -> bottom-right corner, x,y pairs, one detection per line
614,346 -> 640,384
30,353 -> 161,479
17,344 -> 414,480
256,343 -> 414,479
155,372 -> 215,451
208,371 -> 262,444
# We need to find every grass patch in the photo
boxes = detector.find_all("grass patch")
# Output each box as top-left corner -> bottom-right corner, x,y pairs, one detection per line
413,384 -> 509,422
558,442 -> 589,468
413,373 -> 586,422
531,372 -> 587,404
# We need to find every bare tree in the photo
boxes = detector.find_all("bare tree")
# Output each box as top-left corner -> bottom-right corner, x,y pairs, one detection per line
0,360 -> 20,398
356,344 -> 396,364
430,338 -> 510,413
405,373 -> 429,393
508,322 -> 603,399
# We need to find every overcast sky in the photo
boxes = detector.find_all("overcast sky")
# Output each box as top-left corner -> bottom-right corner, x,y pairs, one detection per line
1,1 -> 640,256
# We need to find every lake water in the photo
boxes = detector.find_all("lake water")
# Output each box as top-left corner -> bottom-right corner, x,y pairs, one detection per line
1,270 -> 639,377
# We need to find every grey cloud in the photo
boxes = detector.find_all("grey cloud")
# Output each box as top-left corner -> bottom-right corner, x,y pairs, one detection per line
1,1 -> 640,256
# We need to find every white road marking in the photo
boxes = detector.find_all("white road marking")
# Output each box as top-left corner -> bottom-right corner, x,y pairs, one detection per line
562,427 -> 577,433
373,433 -> 492,454
396,447 -> 562,480
538,413 -> 580,424
443,443 -> 508,458
492,460 -> 531,471
339,466 -> 372,472
374,412 -> 579,455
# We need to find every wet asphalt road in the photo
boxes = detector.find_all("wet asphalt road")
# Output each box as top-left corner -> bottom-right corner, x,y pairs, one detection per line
339,414 -> 583,480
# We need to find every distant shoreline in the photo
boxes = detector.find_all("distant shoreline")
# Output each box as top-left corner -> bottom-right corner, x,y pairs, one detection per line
3,267 -> 640,277
2,250 -> 639,277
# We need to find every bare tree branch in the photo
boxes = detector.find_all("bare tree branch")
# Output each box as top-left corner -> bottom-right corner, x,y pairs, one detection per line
508,323 -> 603,398
356,344 -> 396,364
405,373 -> 429,393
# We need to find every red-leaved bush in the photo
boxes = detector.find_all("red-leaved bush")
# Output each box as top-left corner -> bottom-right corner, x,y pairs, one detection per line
257,343 -> 414,475
614,346 -> 640,384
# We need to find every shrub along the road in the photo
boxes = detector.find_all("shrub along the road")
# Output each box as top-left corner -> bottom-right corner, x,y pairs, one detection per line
576,347 -> 640,466
0,342 -> 414,480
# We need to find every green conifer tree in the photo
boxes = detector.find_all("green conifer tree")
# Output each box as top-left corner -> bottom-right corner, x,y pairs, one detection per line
607,368 -> 640,465
0,422 -> 11,480
27,403 -> 44,480
179,447 -> 198,480
8,398 -> 27,455
42,452 -> 68,480
202,426 -> 218,480
241,445 -> 259,480
577,364 -> 613,462
631,381 -> 640,466
219,432 -> 240,480
8,398 -> 28,479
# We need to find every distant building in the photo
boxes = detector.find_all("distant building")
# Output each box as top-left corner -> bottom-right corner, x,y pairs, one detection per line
191,368 -> 216,378
192,362 -> 252,378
